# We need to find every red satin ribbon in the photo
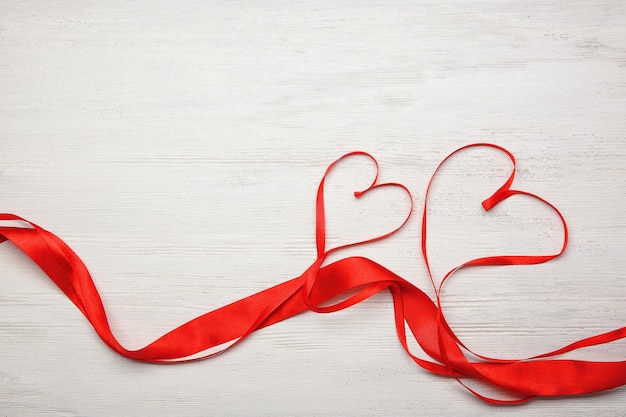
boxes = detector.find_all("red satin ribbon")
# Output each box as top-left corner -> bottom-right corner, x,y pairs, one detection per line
1,143 -> 624,404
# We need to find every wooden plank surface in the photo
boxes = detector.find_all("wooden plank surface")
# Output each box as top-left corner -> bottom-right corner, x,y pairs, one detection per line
1,1 -> 625,415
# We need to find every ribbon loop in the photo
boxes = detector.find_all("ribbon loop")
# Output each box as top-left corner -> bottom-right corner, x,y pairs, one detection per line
314,151 -> 413,258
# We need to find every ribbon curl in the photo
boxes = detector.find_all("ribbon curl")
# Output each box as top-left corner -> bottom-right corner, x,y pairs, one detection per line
1,143 -> 624,404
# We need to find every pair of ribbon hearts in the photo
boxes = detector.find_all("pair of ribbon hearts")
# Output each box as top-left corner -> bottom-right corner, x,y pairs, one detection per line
1,143 -> 624,404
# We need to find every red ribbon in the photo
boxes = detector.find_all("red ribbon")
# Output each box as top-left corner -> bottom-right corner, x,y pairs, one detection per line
1,143 -> 624,404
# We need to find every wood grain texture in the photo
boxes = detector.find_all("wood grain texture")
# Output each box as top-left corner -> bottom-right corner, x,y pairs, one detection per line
1,1 -> 625,415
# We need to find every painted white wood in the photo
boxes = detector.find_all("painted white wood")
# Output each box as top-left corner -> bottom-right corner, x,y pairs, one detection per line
1,1 -> 624,415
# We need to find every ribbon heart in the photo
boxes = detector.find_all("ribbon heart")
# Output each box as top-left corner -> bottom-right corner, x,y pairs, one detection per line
423,143 -> 568,296
314,151 -> 413,258
303,152 -> 413,313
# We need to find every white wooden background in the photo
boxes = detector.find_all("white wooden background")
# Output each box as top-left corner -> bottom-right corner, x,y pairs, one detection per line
1,1 -> 625,415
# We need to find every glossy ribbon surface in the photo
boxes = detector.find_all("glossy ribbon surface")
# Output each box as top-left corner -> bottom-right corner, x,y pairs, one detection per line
1,143 -> 624,404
